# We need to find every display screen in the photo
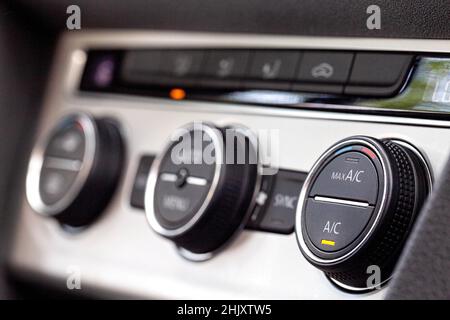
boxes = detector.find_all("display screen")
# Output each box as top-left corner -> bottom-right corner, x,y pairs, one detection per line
423,59 -> 450,104
360,57 -> 450,113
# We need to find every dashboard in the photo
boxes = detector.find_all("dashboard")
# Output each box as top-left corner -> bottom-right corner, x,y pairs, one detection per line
5,30 -> 450,299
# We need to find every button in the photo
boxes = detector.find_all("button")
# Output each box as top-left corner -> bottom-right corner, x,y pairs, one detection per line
296,52 -> 354,84
258,169 -> 307,234
130,155 -> 155,209
244,51 -> 301,90
249,51 -> 301,80
123,50 -> 162,75
201,50 -> 250,88
122,50 -> 204,86
81,51 -> 118,89
345,53 -> 413,96
45,125 -> 85,160
347,53 -> 413,86
305,199 -> 373,252
39,168 -> 78,205
246,174 -> 275,229
121,50 -> 163,85
309,150 -> 379,205
160,50 -> 204,77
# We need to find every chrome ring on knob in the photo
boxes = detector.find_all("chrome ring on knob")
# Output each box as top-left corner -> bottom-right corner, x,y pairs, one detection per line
26,112 -> 97,217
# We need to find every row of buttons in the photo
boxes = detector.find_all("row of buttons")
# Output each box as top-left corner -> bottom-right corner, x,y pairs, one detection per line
121,49 -> 414,96
130,155 -> 306,235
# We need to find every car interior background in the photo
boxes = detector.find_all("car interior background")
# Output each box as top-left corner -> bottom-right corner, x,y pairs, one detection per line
0,0 -> 449,300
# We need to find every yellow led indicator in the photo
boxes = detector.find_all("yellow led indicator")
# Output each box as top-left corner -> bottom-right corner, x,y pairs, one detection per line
321,239 -> 336,246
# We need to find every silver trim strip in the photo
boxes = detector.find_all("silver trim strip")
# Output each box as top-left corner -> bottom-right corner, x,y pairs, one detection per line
76,92 -> 450,128
159,173 -> 177,182
313,196 -> 370,208
63,31 -> 450,53
186,177 -> 208,186
329,276 -> 391,293
44,157 -> 82,172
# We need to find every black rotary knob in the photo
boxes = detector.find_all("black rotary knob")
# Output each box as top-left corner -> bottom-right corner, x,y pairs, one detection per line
295,136 -> 431,290
26,112 -> 124,228
145,122 -> 260,260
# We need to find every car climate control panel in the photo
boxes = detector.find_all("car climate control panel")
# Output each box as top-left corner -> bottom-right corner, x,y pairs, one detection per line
24,111 -> 432,291
10,31 -> 450,299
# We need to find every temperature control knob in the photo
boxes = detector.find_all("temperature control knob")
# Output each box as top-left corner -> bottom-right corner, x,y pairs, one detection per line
295,136 -> 431,290
26,112 -> 124,228
145,122 -> 259,260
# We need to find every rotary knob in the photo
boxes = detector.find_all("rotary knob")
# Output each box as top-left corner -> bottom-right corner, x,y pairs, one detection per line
145,122 -> 260,260
26,112 -> 124,228
295,136 -> 431,290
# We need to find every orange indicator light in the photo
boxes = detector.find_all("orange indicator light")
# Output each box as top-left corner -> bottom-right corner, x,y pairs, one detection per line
170,88 -> 186,100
